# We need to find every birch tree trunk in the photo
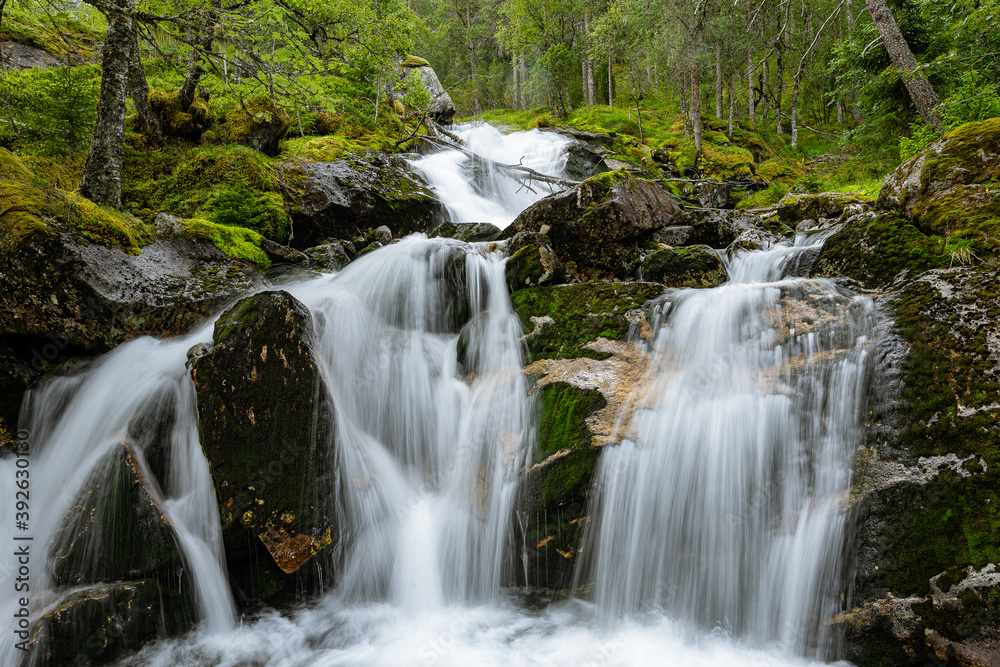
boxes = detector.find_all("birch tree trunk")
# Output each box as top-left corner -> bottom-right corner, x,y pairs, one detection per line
865,0 -> 943,130
747,51 -> 755,124
80,3 -> 133,208
691,56 -> 702,152
715,43 -> 723,118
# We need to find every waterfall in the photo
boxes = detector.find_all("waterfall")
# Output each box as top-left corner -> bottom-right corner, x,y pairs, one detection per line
581,232 -> 874,658
407,122 -> 571,229
1,125 -> 871,667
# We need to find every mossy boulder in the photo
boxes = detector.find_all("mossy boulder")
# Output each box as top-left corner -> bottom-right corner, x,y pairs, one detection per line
191,291 -> 336,601
147,90 -> 211,141
304,241 -> 352,271
399,60 -> 456,124
24,580 -> 195,667
846,266 -> 1000,664
515,382 -> 607,591
776,192 -> 869,225
505,170 -> 687,280
505,232 -> 567,291
511,281 -> 662,361
640,244 -> 726,288
810,213 -> 950,288
682,209 -> 788,248
0,164 -> 263,352
225,98 -> 292,157
50,441 -> 185,585
283,151 -> 438,249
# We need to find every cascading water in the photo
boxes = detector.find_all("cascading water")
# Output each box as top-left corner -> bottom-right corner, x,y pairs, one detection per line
407,122 -> 571,228
581,229 -> 874,658
2,127 -> 872,667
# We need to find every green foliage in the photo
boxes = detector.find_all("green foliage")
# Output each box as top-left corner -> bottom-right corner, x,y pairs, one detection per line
0,65 -> 99,152
0,0 -> 104,58
210,186 -> 289,242
179,218 -> 271,268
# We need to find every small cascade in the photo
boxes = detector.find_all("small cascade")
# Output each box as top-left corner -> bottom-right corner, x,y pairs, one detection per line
580,234 -> 875,658
284,236 -> 533,607
408,122 -> 571,228
0,331 -> 236,667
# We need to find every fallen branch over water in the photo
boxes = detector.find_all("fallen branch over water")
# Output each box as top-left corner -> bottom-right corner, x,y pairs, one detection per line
418,134 -> 580,189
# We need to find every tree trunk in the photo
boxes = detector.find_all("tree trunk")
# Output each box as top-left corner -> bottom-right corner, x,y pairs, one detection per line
728,72 -> 735,139
584,14 -> 596,105
865,0 -> 943,130
513,55 -> 520,109
747,51 -> 755,124
715,43 -> 723,118
837,99 -> 844,124
80,5 -> 133,208
608,55 -> 614,107
791,75 -> 801,147
127,23 -> 159,136
679,80 -> 690,139
774,50 -> 783,135
691,57 -> 702,152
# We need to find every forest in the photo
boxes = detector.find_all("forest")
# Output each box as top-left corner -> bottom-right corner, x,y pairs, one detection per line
0,0 -> 998,216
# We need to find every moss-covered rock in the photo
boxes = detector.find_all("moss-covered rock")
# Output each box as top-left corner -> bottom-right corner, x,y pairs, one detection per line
0,165 -> 262,351
515,382 -> 608,591
504,170 -> 686,280
284,151 -> 438,249
25,580 -> 195,667
50,440 -> 185,585
505,232 -> 567,291
810,213 -> 950,288
511,281 -> 662,361
147,90 -> 212,142
640,244 -> 726,288
777,192 -> 869,225
191,291 -> 336,601
225,97 -> 292,157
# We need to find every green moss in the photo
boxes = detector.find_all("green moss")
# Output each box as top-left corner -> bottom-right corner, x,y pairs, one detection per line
64,192 -> 153,254
538,383 -> 607,459
147,90 -> 212,140
511,282 -> 662,360
402,55 -> 431,68
174,145 -> 277,191
542,445 -> 601,505
0,148 -> 35,182
0,4 -> 103,59
226,97 -> 291,144
180,218 -> 271,269
641,245 -> 726,288
811,214 -> 949,287
919,118 -> 1000,190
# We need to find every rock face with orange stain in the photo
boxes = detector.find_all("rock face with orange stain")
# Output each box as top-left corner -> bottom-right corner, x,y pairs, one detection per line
191,290 -> 336,602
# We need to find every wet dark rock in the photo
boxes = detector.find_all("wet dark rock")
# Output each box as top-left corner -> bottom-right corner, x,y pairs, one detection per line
505,171 -> 686,280
640,245 -> 726,288
261,239 -> 309,267
505,232 -> 567,291
24,580 -> 195,667
304,241 -> 352,271
191,291 -> 336,597
515,381 -> 607,591
284,152 -> 438,249
429,221 -> 503,243
684,209 -> 786,249
652,225 -> 695,246
561,142 -> 609,181
50,440 -> 185,585
693,181 -> 732,209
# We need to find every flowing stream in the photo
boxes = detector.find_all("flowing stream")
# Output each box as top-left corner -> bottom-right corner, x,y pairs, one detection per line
0,127 -> 871,667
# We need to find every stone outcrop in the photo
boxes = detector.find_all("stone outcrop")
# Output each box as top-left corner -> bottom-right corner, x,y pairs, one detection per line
505,171 -> 687,280
640,245 -> 727,288
283,151 -> 438,249
505,232 -> 567,291
191,291 -> 336,601
400,56 -> 456,124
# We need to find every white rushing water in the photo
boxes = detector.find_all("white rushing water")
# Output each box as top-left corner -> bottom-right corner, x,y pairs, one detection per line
407,122 -> 571,229
581,232 -> 874,658
1,126 -> 872,667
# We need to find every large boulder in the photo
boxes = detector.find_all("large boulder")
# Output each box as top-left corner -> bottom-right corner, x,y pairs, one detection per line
429,221 -> 503,243
842,266 -> 1000,665
400,56 -> 456,124
283,152 -> 438,249
191,291 -> 336,601
505,232 -> 567,291
0,154 -> 264,352
505,171 -> 687,280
